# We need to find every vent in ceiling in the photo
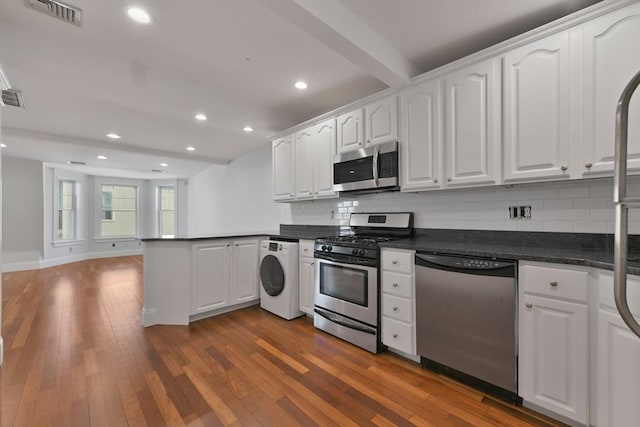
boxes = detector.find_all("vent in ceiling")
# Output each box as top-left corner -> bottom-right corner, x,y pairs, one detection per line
151,169 -> 164,173
1,89 -> 25,109
67,160 -> 86,165
24,0 -> 82,26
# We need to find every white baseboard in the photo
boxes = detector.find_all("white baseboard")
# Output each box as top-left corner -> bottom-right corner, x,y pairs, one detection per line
2,248 -> 144,272
141,307 -> 157,327
0,336 -> 4,366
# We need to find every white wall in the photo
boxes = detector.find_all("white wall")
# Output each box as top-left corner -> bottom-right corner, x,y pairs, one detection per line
281,176 -> 640,235
188,144 -> 280,234
2,156 -> 44,266
1,107 -> 4,365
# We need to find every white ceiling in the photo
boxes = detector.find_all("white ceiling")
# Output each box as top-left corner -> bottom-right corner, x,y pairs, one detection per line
0,0 -> 600,178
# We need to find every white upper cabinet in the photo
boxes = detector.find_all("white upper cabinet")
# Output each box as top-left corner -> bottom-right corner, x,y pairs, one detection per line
399,79 -> 442,191
337,109 -> 365,153
503,31 -> 571,182
365,96 -> 398,146
294,128 -> 315,200
313,118 -> 337,198
272,135 -> 294,201
444,58 -> 501,187
583,3 -> 640,175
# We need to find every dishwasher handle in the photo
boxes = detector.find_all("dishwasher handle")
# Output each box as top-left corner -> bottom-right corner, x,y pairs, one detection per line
415,253 -> 516,278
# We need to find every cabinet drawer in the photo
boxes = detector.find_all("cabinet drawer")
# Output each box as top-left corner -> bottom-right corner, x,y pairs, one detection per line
299,240 -> 315,258
381,249 -> 414,273
382,294 -> 413,323
382,317 -> 414,354
381,271 -> 413,298
520,263 -> 589,302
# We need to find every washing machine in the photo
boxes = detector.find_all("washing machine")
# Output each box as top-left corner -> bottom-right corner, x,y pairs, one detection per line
259,240 -> 304,320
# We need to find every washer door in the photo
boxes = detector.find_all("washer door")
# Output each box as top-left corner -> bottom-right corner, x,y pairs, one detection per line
260,255 -> 285,296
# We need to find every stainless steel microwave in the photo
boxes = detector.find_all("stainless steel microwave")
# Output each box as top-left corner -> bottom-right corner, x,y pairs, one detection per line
333,140 -> 399,193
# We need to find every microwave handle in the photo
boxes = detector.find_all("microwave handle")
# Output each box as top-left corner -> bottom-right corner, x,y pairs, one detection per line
372,144 -> 379,186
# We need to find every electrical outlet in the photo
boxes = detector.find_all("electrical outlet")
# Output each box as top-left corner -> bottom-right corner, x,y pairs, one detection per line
508,205 -> 532,220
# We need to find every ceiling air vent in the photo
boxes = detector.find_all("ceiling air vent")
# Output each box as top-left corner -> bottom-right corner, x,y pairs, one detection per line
151,169 -> 164,173
67,160 -> 86,165
24,0 -> 82,27
1,89 -> 26,109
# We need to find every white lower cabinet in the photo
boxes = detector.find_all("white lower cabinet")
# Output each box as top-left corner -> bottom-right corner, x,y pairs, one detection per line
298,240 -> 315,316
381,248 -> 416,355
192,238 -> 260,316
596,271 -> 640,427
518,262 -> 589,425
231,239 -> 260,304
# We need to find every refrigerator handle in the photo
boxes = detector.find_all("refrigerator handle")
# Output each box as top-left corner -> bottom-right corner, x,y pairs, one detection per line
614,69 -> 640,339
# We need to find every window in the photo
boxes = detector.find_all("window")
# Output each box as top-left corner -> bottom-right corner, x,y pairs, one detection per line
158,186 -> 176,237
100,184 -> 137,237
57,179 -> 76,240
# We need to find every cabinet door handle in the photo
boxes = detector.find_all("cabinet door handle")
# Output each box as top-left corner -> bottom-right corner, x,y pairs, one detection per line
561,165 -> 568,172
525,302 -> 533,308
447,177 -> 452,182
392,333 -> 398,338
393,306 -> 398,311
434,179 -> 438,183
303,248 -> 308,252
585,162 -> 593,169
392,283 -> 398,288
550,281 -> 558,287
311,263 -> 314,266
392,260 -> 398,265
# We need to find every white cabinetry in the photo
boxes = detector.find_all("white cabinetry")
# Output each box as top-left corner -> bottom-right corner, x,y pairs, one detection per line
192,238 -> 261,316
583,3 -> 640,175
338,95 -> 398,154
337,109 -> 364,153
231,239 -> 260,304
445,58 -> 501,187
294,119 -> 337,200
518,262 -> 589,425
365,96 -> 398,146
313,119 -> 337,198
192,240 -> 232,315
503,31 -> 572,182
596,271 -> 640,427
399,79 -> 442,191
272,135 -> 294,201
294,128 -> 314,199
380,249 -> 416,356
298,240 -> 315,317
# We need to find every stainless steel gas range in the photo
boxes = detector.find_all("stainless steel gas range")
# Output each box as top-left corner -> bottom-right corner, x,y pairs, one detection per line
313,213 -> 413,353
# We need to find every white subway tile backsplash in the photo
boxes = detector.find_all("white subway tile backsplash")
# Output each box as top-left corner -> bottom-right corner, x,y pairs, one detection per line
285,178 -> 639,234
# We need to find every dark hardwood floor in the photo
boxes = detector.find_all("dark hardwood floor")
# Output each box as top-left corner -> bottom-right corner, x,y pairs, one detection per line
0,256 -> 565,426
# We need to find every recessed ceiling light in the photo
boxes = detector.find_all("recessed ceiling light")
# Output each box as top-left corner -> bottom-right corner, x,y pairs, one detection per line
0,143 -> 6,148
106,133 -> 122,140
243,126 -> 254,132
294,81 -> 308,90
97,155 -> 108,160
160,162 -> 168,167
195,113 -> 207,121
186,146 -> 196,151
126,7 -> 152,24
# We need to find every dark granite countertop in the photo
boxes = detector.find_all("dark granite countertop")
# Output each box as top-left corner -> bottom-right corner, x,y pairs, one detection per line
143,225 -> 640,275
380,229 -> 640,276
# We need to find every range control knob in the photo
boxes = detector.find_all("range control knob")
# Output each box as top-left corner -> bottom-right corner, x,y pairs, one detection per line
352,249 -> 358,255
359,249 -> 365,256
321,245 -> 327,251
327,246 -> 333,252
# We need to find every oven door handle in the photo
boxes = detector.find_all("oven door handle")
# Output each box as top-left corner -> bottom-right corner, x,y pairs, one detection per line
314,308 -> 376,335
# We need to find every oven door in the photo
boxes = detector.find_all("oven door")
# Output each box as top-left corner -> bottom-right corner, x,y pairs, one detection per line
314,257 -> 378,327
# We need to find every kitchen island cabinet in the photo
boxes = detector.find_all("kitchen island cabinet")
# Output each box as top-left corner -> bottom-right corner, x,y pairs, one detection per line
142,236 -> 264,326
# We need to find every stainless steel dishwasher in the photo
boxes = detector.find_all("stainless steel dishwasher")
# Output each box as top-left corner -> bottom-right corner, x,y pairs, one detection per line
415,252 -> 519,403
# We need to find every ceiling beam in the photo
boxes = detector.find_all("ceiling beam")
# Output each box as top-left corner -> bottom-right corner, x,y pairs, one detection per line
261,0 -> 418,88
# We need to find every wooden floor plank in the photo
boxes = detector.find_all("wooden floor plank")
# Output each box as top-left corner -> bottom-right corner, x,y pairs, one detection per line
0,256 -> 567,427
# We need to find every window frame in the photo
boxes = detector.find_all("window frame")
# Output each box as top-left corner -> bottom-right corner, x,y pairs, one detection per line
157,185 -> 177,238
53,177 -> 78,243
96,182 -> 140,239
